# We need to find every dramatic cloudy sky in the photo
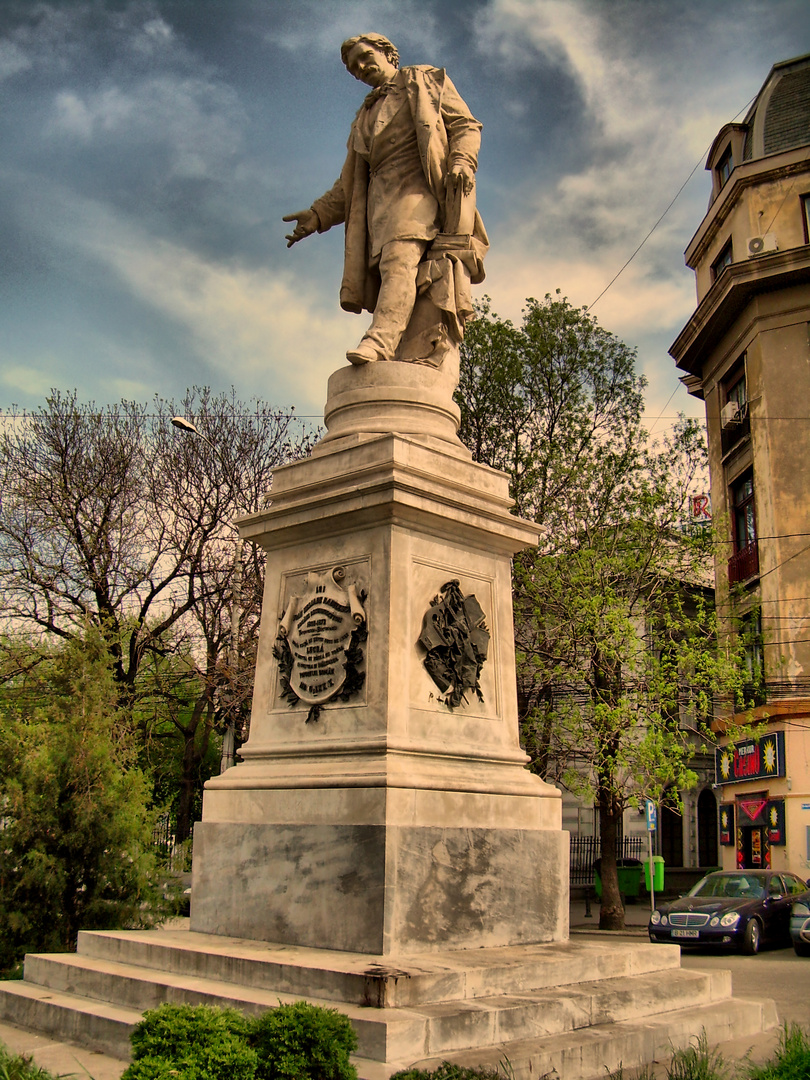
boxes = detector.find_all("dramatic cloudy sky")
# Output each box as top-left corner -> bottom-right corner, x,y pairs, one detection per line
2,0 -> 809,429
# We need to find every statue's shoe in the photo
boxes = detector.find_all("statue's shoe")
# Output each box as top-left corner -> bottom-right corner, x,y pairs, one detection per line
346,341 -> 381,365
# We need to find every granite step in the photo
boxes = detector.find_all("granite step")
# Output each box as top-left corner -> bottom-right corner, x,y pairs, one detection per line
0,980 -> 138,1061
4,944 -> 734,1065
74,924 -> 682,1008
0,928 -> 776,1080
392,996 -> 778,1080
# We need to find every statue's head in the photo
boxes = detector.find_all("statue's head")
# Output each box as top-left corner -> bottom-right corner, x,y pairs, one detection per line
341,33 -> 399,87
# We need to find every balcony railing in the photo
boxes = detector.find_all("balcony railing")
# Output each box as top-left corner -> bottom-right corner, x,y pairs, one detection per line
728,540 -> 759,584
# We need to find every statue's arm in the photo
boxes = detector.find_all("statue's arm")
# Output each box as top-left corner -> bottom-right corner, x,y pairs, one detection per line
441,75 -> 482,195
311,176 -> 347,232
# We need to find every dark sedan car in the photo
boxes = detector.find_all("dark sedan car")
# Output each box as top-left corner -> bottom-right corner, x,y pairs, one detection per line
648,870 -> 808,954
789,891 -> 810,956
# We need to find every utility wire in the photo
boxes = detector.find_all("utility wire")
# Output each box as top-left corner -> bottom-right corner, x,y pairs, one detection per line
587,95 -> 757,312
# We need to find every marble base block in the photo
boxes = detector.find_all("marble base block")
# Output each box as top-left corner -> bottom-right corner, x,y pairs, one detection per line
191,821 -> 568,954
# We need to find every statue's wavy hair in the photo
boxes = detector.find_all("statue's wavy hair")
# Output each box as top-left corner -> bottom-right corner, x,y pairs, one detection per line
340,33 -> 400,72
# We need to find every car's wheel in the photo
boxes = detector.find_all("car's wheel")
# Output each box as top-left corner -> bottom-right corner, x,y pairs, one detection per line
794,940 -> 810,957
742,918 -> 761,954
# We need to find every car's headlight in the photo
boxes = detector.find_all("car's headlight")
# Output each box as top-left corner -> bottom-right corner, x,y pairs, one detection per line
650,910 -> 661,925
660,915 -> 668,926
792,902 -> 810,916
710,916 -> 720,926
720,912 -> 740,927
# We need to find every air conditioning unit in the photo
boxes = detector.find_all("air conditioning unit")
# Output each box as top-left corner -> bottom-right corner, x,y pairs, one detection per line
721,400 -> 743,428
747,233 -> 778,257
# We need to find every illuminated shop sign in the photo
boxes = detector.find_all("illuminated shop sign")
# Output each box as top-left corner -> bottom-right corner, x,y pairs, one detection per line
715,731 -> 785,785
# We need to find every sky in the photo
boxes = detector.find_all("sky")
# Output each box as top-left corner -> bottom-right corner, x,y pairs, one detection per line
2,0 -> 810,433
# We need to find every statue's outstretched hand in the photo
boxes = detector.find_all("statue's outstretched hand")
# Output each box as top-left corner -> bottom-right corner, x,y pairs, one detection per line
283,209 -> 319,248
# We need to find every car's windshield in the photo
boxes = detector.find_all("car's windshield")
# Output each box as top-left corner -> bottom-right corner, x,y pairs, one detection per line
689,874 -> 765,899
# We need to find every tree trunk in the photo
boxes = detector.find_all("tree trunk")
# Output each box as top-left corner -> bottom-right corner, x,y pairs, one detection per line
598,788 -> 625,931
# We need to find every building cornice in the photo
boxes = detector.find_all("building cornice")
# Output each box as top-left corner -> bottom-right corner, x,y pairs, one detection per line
669,246 -> 810,378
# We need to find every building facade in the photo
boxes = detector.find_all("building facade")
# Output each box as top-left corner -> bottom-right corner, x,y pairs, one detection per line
670,53 -> 810,879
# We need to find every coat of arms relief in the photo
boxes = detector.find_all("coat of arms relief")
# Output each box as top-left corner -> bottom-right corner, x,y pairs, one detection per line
274,565 -> 367,723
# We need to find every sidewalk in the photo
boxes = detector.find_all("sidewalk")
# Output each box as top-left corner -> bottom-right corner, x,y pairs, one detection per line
570,891 -> 654,933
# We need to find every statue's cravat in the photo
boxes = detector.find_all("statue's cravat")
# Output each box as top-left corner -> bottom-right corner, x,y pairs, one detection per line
363,81 -> 397,108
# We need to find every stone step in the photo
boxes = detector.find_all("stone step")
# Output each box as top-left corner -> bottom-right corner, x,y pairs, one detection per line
411,968 -> 732,1053
5,947 -> 730,1065
19,951 -> 421,1063
0,929 -> 775,1079
0,980 -> 138,1061
391,996 -> 778,1080
74,924 -> 682,1008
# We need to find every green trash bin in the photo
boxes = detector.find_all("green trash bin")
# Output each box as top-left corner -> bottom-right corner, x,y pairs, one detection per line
593,858 -> 642,900
644,856 -> 665,893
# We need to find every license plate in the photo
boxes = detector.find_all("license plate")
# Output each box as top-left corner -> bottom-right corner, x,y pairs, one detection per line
672,928 -> 700,938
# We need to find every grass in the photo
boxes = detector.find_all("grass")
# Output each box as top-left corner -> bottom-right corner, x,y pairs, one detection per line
608,1025 -> 810,1080
0,1042 -> 78,1080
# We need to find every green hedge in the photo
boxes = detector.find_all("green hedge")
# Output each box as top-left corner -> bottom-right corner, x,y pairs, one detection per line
121,1000 -> 358,1080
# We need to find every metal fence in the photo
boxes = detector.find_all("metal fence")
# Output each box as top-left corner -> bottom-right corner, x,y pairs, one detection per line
152,812 -> 192,873
569,835 -> 644,886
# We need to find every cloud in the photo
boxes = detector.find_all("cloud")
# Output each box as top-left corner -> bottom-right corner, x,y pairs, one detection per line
261,0 -> 442,59
0,38 -> 30,80
47,75 -> 243,178
0,361 -> 57,399
52,195 -> 353,409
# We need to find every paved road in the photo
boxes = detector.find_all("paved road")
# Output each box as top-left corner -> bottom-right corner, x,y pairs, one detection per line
678,940 -> 810,1031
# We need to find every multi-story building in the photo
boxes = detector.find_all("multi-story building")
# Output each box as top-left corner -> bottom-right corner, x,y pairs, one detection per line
670,53 -> 810,879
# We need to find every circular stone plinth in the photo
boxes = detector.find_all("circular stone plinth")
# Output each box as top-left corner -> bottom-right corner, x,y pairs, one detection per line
320,355 -> 463,448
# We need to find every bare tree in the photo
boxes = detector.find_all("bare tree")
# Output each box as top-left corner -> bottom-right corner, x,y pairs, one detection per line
0,388 -> 315,837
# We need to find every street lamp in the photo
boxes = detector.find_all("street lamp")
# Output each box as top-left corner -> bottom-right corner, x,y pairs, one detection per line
171,415 -> 214,449
171,415 -> 243,773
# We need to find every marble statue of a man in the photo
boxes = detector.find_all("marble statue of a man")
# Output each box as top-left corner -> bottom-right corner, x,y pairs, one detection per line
284,33 -> 488,367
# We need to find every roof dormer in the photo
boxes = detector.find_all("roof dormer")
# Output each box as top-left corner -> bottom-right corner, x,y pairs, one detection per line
706,124 -> 748,204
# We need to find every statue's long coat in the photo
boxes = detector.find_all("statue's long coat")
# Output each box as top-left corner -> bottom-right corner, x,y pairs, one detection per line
311,65 -> 488,316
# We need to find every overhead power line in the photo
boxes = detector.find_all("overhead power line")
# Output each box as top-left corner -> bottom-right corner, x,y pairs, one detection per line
587,94 -> 756,311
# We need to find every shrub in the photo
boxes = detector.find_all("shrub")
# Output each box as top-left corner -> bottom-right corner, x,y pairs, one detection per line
124,1003 -> 257,1080
250,1000 -> 358,1080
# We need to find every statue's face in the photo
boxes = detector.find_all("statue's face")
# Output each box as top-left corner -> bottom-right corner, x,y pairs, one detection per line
345,41 -> 397,87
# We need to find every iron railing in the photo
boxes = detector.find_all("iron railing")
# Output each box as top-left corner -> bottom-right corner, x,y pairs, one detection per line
728,540 -> 759,584
569,835 -> 644,886
152,812 -> 192,873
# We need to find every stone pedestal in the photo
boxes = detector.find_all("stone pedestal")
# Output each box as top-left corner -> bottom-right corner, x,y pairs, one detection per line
190,359 -> 568,955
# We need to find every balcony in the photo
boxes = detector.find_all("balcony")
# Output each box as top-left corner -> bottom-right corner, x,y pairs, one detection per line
728,539 -> 759,584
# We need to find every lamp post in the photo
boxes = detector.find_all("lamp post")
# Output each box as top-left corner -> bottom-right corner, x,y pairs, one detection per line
171,414 -> 243,773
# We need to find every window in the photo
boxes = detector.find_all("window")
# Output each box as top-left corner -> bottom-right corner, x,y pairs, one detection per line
712,239 -> 733,280
721,359 -> 750,454
802,194 -> 810,244
732,472 -> 756,550
728,470 -> 759,584
716,145 -> 734,188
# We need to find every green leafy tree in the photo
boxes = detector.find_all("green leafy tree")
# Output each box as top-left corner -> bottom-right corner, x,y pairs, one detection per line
457,296 -> 749,929
0,630 -> 168,966
457,293 -> 644,523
